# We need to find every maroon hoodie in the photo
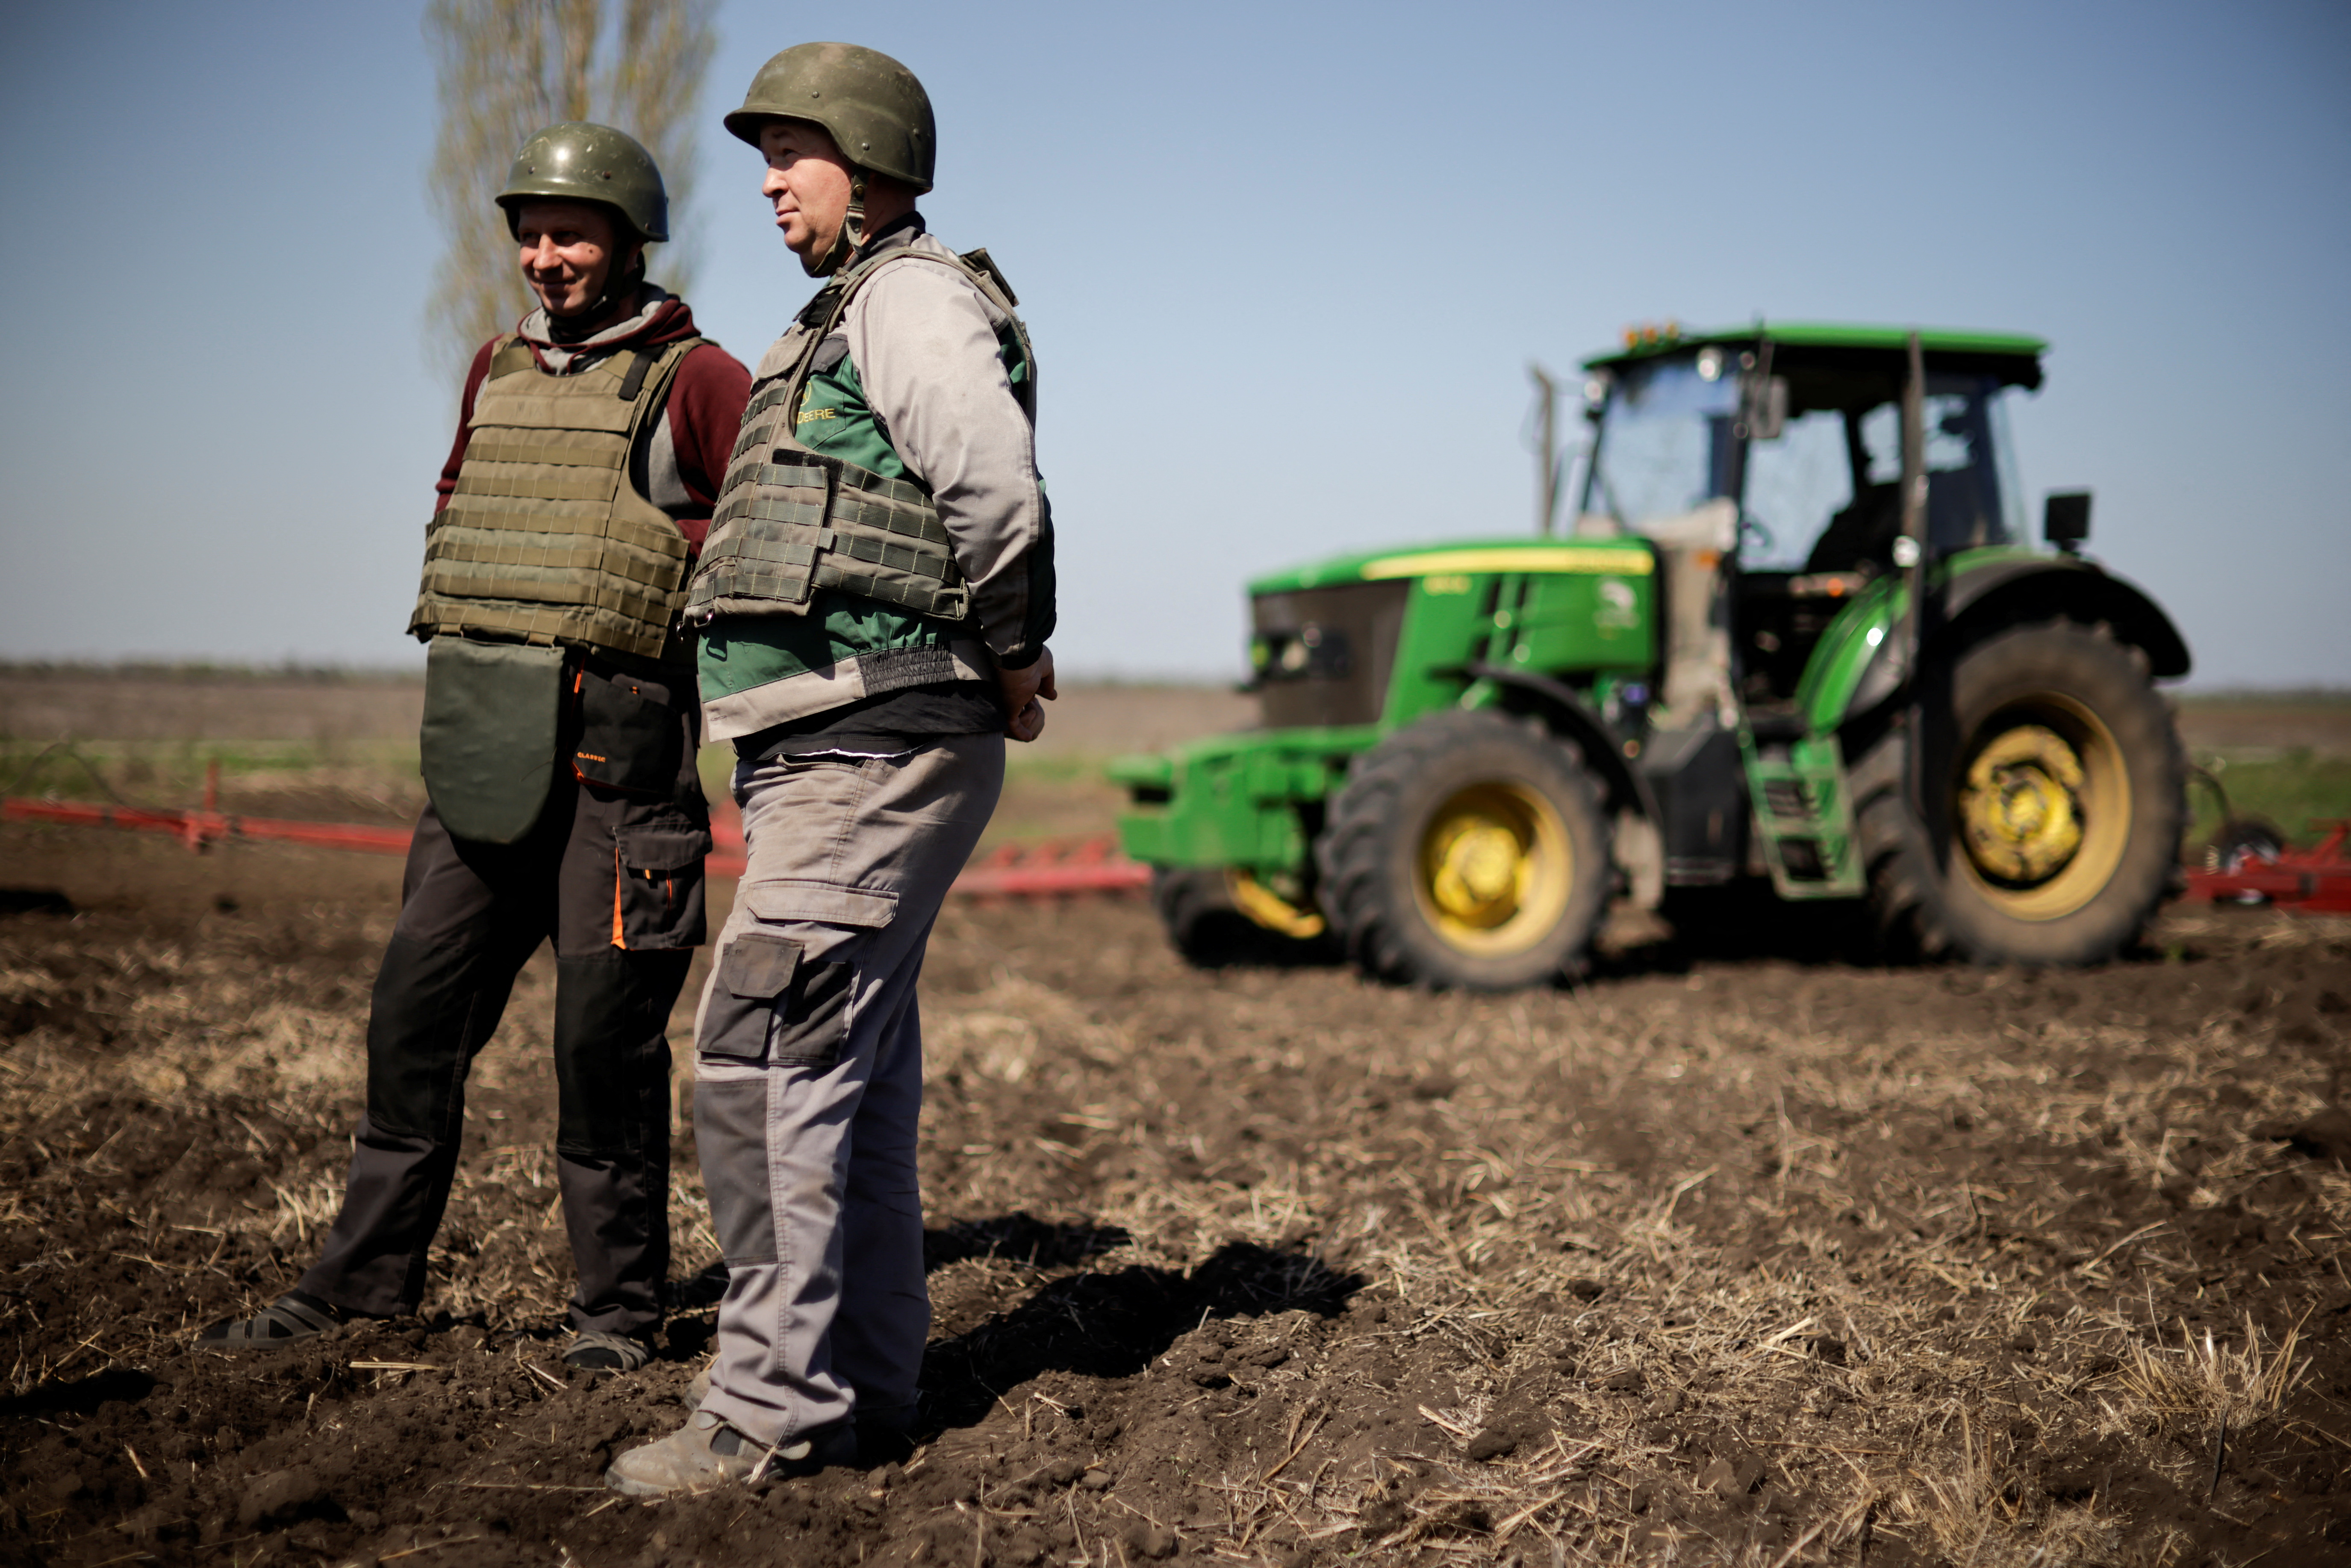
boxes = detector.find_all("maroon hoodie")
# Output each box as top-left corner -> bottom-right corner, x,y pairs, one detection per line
433,293 -> 751,552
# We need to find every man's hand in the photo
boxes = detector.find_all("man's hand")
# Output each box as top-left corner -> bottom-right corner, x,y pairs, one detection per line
999,647 -> 1056,743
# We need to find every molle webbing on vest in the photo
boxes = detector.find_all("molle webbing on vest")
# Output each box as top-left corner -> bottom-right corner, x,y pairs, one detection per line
686,245 -> 1033,625
693,451 -> 968,621
410,336 -> 703,660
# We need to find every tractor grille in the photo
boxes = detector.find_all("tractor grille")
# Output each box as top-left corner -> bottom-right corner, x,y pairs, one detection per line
1250,581 -> 1410,730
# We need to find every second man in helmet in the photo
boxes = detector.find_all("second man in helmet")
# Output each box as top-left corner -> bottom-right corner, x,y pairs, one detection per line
198,123 -> 749,1374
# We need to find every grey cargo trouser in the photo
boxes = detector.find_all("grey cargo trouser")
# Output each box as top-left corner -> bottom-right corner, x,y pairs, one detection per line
694,734 -> 1002,1447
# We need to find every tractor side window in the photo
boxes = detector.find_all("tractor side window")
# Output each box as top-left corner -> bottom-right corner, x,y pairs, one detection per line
1853,395 -> 1987,486
1812,381 -> 2017,569
1986,387 -> 2030,546
1921,388 -> 2005,552
1738,410 -> 1853,571
1859,403 -> 1903,483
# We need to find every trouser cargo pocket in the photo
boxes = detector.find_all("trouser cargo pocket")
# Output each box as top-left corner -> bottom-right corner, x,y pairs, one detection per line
697,878 -> 896,1067
613,823 -> 711,949
701,932 -> 800,1061
699,931 -> 858,1067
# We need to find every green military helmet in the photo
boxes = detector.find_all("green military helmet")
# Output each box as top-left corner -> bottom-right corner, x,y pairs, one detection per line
725,43 -> 935,193
496,122 -> 670,242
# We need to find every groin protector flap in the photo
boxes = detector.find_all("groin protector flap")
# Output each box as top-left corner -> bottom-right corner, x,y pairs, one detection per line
419,638 -> 564,845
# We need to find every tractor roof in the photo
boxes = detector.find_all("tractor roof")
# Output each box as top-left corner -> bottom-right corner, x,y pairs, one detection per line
1250,536 -> 1654,596
1584,321 -> 2047,386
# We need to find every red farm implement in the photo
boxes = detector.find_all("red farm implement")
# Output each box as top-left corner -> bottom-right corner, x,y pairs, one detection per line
4,761 -> 1151,899
2177,819 -> 2351,916
11,760 -> 2333,915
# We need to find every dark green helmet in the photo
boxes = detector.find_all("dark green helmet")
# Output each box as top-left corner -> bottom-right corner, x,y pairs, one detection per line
725,43 -> 935,193
496,122 -> 669,243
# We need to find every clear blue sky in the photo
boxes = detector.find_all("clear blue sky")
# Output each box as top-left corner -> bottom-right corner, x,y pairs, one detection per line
3,0 -> 2345,689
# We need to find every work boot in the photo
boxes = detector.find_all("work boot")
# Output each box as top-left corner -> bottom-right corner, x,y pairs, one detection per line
680,1365 -> 913,1464
563,1329 -> 651,1372
605,1410 -> 854,1497
194,1291 -> 352,1351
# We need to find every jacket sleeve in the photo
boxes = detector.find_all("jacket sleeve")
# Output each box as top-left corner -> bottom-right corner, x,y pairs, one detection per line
844,261 -> 1055,667
433,338 -> 500,515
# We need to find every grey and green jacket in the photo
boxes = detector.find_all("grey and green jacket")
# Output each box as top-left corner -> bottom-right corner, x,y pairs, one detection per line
690,222 -> 1055,741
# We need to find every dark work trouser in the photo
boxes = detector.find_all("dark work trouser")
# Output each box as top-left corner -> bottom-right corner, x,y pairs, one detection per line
301,737 -> 710,1335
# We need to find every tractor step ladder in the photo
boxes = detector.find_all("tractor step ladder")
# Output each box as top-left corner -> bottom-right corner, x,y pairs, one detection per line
1736,723 -> 1865,899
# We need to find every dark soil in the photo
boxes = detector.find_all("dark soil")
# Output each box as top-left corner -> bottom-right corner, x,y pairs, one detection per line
3,821 -> 2350,1565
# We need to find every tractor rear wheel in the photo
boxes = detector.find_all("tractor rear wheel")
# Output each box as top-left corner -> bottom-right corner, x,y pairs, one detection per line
1318,712 -> 1609,989
1854,622 -> 2183,965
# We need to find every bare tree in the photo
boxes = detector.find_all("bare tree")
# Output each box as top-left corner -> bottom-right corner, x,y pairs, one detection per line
424,0 -> 718,374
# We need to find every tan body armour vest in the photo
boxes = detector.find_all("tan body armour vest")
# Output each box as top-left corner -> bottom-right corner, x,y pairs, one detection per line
411,334 -> 706,661
686,246 -> 1033,625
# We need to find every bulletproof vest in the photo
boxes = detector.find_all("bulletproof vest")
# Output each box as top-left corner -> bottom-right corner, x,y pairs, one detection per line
686,244 -> 1033,625
410,333 -> 706,660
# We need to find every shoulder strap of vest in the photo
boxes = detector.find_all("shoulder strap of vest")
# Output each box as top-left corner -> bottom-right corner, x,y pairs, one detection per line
486,333 -> 535,380
957,248 -> 1019,308
617,348 -> 657,402
757,243 -> 1036,421
616,336 -> 708,445
850,245 -> 1022,321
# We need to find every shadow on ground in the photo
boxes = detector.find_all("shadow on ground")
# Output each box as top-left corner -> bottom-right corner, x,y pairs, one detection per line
920,1239 -> 1364,1432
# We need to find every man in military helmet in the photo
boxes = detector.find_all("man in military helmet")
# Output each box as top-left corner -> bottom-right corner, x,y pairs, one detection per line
606,43 -> 1055,1494
197,124 -> 751,1373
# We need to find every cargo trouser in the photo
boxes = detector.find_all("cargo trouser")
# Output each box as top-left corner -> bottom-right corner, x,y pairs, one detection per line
300,684 -> 709,1336
693,733 -> 1003,1448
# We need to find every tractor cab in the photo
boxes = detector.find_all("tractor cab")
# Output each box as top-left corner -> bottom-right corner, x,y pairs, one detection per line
1576,324 -> 2046,714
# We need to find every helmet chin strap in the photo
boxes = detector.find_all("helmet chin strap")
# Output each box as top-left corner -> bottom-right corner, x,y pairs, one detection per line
813,173 -> 868,278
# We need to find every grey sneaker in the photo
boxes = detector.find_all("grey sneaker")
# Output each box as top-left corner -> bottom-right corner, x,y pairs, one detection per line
194,1292 -> 348,1351
564,1329 -> 651,1372
607,1411 -> 855,1497
682,1366 -> 912,1464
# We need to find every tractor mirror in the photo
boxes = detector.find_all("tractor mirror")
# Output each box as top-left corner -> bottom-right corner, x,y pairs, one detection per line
2043,491 -> 2092,553
1741,375 -> 1789,441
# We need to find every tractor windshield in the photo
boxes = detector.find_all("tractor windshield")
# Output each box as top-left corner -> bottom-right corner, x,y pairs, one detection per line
1579,354 -> 1741,531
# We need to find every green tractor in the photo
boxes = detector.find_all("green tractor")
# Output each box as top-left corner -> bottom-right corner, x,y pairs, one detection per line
1111,323 -> 2189,988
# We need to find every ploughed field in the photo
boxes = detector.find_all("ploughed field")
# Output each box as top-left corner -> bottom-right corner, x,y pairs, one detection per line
3,676 -> 2351,1566
5,834 -> 2351,1568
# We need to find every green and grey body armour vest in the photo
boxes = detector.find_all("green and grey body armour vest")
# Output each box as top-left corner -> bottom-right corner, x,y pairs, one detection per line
411,334 -> 705,660
686,246 -> 1032,626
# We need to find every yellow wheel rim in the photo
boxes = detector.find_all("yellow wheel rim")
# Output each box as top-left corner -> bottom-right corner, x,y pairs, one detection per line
1414,781 -> 1572,956
1954,696 -> 2130,922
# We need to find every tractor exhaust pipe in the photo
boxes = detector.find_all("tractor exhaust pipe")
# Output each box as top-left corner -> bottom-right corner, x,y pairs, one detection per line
1530,363 -> 1562,537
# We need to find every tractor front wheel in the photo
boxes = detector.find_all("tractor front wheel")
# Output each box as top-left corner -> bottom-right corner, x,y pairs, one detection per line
1150,868 -> 1333,967
1318,712 -> 1610,989
1855,622 -> 2183,965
